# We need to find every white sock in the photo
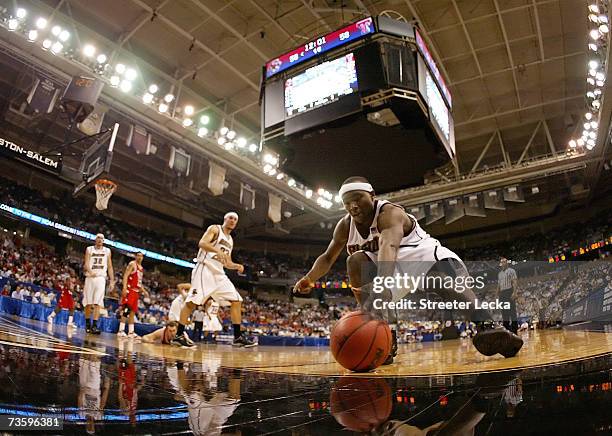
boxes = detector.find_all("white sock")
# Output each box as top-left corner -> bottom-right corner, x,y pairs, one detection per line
68,315 -> 73,324
119,322 -> 125,333
49,312 -> 56,319
128,324 -> 134,334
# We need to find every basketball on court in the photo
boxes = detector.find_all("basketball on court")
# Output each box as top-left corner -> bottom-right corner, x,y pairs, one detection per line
330,310 -> 392,372
330,377 -> 392,432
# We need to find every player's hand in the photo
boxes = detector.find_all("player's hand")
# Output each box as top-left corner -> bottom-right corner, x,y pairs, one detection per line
236,264 -> 245,274
293,276 -> 314,294
216,251 -> 229,265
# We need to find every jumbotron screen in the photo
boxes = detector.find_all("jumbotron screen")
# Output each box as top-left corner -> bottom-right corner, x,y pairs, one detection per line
284,53 -> 358,118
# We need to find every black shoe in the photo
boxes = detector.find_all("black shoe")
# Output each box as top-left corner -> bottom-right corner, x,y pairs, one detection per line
233,334 -> 257,348
90,326 -> 101,335
383,329 -> 398,365
473,326 -> 523,357
171,335 -> 195,348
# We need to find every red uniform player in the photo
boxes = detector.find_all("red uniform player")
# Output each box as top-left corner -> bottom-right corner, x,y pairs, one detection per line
47,277 -> 77,329
118,252 -> 148,339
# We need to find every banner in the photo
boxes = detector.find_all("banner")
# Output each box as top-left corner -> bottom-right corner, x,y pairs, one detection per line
207,162 -> 226,196
0,137 -> 62,174
268,193 -> 282,223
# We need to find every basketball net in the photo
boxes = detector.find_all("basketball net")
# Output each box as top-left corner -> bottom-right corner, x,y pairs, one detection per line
94,179 -> 117,211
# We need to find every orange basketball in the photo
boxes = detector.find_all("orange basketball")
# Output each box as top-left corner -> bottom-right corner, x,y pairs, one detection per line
330,377 -> 393,432
330,310 -> 392,372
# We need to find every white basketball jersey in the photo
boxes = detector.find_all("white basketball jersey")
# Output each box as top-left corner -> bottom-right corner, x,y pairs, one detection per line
207,300 -> 220,317
196,225 -> 233,273
346,200 -> 433,256
86,246 -> 110,277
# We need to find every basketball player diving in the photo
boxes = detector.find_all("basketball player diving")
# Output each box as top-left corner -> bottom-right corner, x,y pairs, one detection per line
294,177 -> 523,363
171,212 -> 256,348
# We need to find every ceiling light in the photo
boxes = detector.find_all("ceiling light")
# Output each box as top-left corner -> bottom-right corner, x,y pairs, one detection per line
197,127 -> 208,137
7,19 -> 19,31
596,72 -> 605,81
164,93 -> 174,103
16,8 -> 27,19
590,29 -> 601,40
142,93 -> 154,104
587,138 -> 595,146
600,24 -> 609,33
110,75 -> 120,87
594,88 -> 602,95
148,84 -> 158,94
42,39 -> 52,50
119,80 -> 132,93
224,142 -> 234,150
248,143 -> 257,152
599,15 -> 609,24
589,43 -> 598,51
182,118 -> 193,127
589,4 -> 600,13
589,131 -> 597,139
587,91 -> 595,99
35,18 -> 47,29
569,139 -> 577,148
27,30 -> 38,41
585,112 -> 593,120
593,99 -> 601,108
584,122 -> 591,130
596,79 -> 605,86
276,172 -> 284,180
50,41 -> 63,54
236,137 -> 247,147
158,102 -> 168,113
227,130 -> 236,140
58,30 -> 70,42
125,68 -> 137,81
115,64 -> 126,74
288,178 -> 296,187
334,194 -> 342,203
268,168 -> 277,176
586,142 -> 595,150
589,69 -> 597,77
217,136 -> 226,145
83,44 -> 96,57
263,164 -> 272,173
220,126 -> 229,136
305,189 -> 313,199
51,25 -> 61,36
199,115 -> 209,125
587,77 -> 596,85
96,53 -> 107,64
577,138 -> 585,146
184,105 -> 194,116
591,121 -> 599,129
589,13 -> 599,23
589,60 -> 599,69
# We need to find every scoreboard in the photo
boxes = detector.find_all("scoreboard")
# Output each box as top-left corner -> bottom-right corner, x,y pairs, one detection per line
265,17 -> 374,79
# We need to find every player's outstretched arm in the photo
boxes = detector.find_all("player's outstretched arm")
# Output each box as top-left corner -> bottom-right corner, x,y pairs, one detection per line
142,328 -> 162,343
177,283 -> 191,298
376,206 -> 408,279
293,217 -> 349,294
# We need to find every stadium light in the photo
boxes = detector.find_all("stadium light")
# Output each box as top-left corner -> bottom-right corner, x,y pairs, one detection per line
35,17 -> 47,29
217,136 -> 226,145
248,143 -> 257,153
589,13 -> 599,23
585,112 -> 593,120
276,172 -> 284,180
51,25 -> 61,36
182,118 -> 193,127
589,69 -> 597,77
220,126 -> 229,136
305,189 -> 313,199
600,15 -> 609,24
587,91 -> 595,98
591,121 -> 599,129
589,131 -> 597,139
577,138 -> 585,146
596,79 -> 605,86
263,164 -> 272,173
142,93 -> 154,104
197,127 -> 208,137
125,68 -> 137,81
110,75 -> 120,87
288,178 -> 296,187
184,105 -> 194,116
96,53 -> 107,64
42,39 -> 52,50
590,29 -> 601,40
600,24 -> 609,34
224,142 -> 234,151
58,30 -> 70,42
584,122 -> 592,130
16,8 -> 27,19
119,80 -> 132,93
334,194 -> 342,203
227,130 -> 236,140
569,140 -> 577,148
50,41 -> 63,55
27,30 -> 38,41
589,4 -> 599,14
115,63 -> 126,74
268,168 -> 277,176
83,44 -> 96,57
158,102 -> 168,113
7,19 -> 19,31
236,137 -> 247,147
148,84 -> 158,94
199,115 -> 209,125
589,60 -> 599,69
589,43 -> 598,51
164,93 -> 174,103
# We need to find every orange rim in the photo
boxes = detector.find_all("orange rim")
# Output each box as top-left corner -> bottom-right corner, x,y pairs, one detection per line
95,179 -> 117,189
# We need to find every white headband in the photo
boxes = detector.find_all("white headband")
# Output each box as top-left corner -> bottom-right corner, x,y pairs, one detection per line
224,212 -> 238,220
339,182 -> 374,197
95,233 -> 104,239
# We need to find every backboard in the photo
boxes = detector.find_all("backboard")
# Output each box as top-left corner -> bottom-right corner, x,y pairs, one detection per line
73,123 -> 118,196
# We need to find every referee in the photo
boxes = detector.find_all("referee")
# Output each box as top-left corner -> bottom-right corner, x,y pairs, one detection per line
498,257 -> 519,333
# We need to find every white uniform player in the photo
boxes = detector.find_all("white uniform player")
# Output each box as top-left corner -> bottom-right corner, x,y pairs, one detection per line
187,224 -> 243,306
202,299 -> 222,332
83,233 -> 113,334
346,199 -> 465,301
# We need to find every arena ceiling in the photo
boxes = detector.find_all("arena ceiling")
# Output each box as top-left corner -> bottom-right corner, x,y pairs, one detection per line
1,0 -> 611,244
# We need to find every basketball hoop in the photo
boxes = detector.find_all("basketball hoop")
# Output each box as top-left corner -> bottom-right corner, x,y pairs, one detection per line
94,179 -> 117,210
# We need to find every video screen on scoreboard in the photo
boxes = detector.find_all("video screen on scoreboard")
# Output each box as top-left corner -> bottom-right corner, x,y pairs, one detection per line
284,53 -> 358,118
